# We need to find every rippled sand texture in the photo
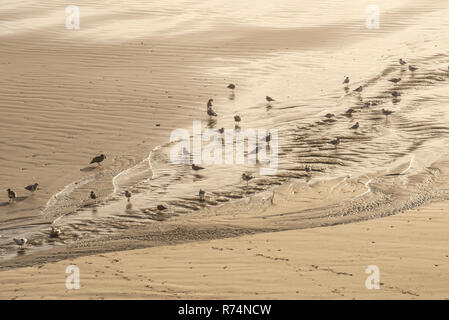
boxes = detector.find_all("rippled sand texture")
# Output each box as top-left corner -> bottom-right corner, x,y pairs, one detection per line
1,0 -> 449,263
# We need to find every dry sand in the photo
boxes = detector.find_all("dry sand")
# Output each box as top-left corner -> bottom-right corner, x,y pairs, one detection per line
0,199 -> 448,300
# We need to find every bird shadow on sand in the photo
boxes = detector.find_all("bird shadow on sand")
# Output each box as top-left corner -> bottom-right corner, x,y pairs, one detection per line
1,196 -> 29,206
192,174 -> 205,182
207,118 -> 217,129
80,166 -> 97,172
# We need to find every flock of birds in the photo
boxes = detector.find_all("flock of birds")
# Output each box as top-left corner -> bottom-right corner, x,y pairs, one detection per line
193,84 -> 280,203
7,155 -> 109,248
7,58 -> 441,249
326,58 -> 424,149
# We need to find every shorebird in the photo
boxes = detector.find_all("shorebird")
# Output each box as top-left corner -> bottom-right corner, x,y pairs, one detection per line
157,204 -> 167,211
350,122 -> 359,130
192,164 -> 205,171
354,86 -> 363,93
7,189 -> 16,202
399,58 -> 407,65
242,173 -> 254,186
90,154 -> 106,166
363,101 -> 371,108
50,227 -> 62,238
234,115 -> 241,125
305,165 -> 311,173
182,147 -> 190,157
391,91 -> 401,98
13,238 -> 27,247
389,78 -> 402,83
218,127 -> 225,134
343,76 -> 350,85
266,96 -> 275,103
382,108 -> 394,116
125,190 -> 132,202
25,183 -> 39,193
329,137 -> 341,148
207,99 -> 217,117
408,65 -> 418,72
90,191 -> 97,200
199,189 -> 205,202
227,84 -> 235,91
265,132 -> 271,143
325,113 -> 335,119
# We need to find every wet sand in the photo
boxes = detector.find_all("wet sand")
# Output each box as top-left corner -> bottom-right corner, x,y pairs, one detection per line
1,0 -> 449,299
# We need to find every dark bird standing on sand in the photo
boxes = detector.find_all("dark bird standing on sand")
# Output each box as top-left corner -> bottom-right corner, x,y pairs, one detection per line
399,58 -> 407,65
50,227 -> 62,238
199,189 -> 205,202
363,101 -> 371,108
325,113 -> 335,119
329,137 -> 341,148
408,65 -> 418,72
207,99 -> 217,117
343,76 -> 350,85
382,108 -> 394,116
227,84 -> 235,91
392,91 -> 401,97
90,154 -> 106,166
242,173 -> 254,186
389,78 -> 402,83
125,190 -> 132,202
354,86 -> 363,93
305,165 -> 311,173
234,115 -> 241,125
157,204 -> 167,211
266,96 -> 275,102
25,183 -> 39,192
350,122 -> 359,130
192,164 -> 205,171
7,189 -> 16,202
265,132 -> 271,143
90,191 -> 97,200
218,127 -> 225,134
13,238 -> 27,247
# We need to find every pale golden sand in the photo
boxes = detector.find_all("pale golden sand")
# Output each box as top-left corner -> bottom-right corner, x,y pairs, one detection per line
1,199 -> 448,300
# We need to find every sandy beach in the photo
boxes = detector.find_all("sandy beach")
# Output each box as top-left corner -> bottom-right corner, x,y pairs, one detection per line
1,0 -> 449,299
1,199 -> 448,299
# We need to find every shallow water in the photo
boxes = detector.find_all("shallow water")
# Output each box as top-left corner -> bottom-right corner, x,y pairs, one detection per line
1,0 -> 449,263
